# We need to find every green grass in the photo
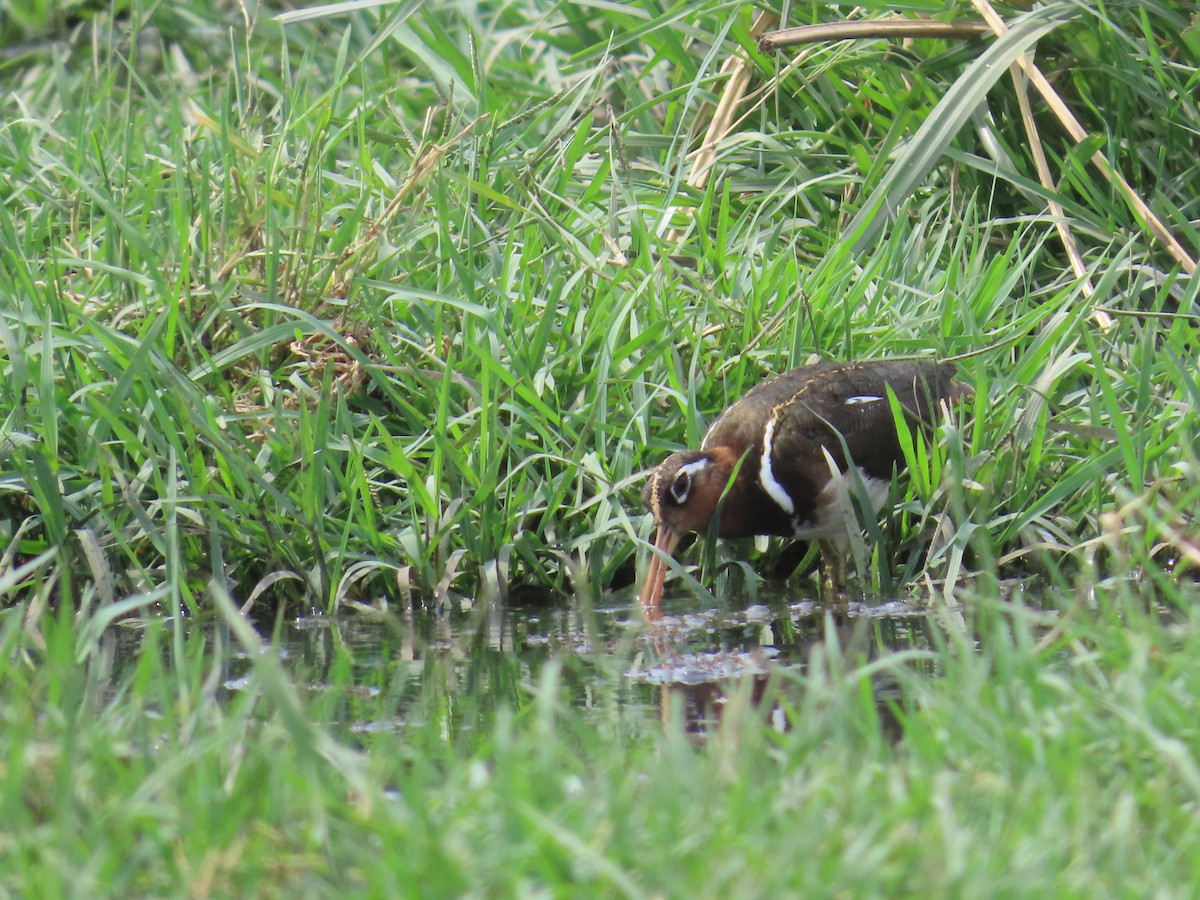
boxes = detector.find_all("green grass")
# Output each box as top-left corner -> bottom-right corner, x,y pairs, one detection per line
1,0 -> 1198,893
4,577 -> 1200,894
1,0 -> 1196,606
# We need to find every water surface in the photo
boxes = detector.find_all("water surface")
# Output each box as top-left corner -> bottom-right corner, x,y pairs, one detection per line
202,589 -> 951,740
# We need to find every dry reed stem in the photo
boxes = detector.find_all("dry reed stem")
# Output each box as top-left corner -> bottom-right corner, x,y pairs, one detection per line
970,0 -> 1197,275
758,18 -> 989,53
666,10 -> 778,244
1007,60 -> 1110,326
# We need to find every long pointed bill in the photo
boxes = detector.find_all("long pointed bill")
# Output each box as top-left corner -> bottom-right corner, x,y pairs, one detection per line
639,526 -> 682,616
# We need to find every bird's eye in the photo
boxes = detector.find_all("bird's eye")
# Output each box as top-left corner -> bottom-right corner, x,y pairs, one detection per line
670,470 -> 691,504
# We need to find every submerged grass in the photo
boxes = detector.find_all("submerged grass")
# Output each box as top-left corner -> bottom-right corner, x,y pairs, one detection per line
0,0 -> 1198,893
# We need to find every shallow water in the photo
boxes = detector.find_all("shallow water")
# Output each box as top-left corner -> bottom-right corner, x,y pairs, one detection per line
88,584 -> 987,743
190,589 -> 951,739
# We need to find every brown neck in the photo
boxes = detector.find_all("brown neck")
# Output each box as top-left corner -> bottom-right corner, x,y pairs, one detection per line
718,473 -> 796,538
705,447 -> 794,539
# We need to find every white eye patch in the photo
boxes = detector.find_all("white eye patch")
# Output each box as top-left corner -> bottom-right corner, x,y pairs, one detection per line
671,459 -> 710,504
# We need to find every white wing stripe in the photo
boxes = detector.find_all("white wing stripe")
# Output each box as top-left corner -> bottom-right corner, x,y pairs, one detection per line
758,416 -> 795,516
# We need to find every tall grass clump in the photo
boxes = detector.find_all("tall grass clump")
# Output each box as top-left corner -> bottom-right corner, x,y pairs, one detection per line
0,0 -> 1195,616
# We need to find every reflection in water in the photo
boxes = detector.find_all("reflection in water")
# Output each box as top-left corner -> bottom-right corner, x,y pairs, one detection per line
630,600 -> 932,739
93,590 -> 944,743
212,592 -> 937,741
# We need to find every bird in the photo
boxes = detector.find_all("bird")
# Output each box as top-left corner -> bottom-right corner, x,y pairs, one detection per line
639,359 -> 971,610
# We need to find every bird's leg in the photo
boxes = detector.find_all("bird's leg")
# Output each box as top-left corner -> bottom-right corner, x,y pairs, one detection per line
817,535 -> 850,599
816,448 -> 867,598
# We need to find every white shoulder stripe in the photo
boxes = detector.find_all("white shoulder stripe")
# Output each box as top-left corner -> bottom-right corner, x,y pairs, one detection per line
844,395 -> 883,405
758,417 -> 795,515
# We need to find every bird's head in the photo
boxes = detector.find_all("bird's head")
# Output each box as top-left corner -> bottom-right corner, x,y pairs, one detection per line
639,446 -> 745,609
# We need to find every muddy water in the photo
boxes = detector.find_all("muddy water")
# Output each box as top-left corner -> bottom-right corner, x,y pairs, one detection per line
203,591 -> 946,740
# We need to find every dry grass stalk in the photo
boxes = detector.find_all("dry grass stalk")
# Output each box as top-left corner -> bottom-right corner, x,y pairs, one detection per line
1007,60 -> 1108,326
758,18 -> 989,53
666,10 -> 778,244
331,114 -> 487,297
970,0 -> 1197,275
